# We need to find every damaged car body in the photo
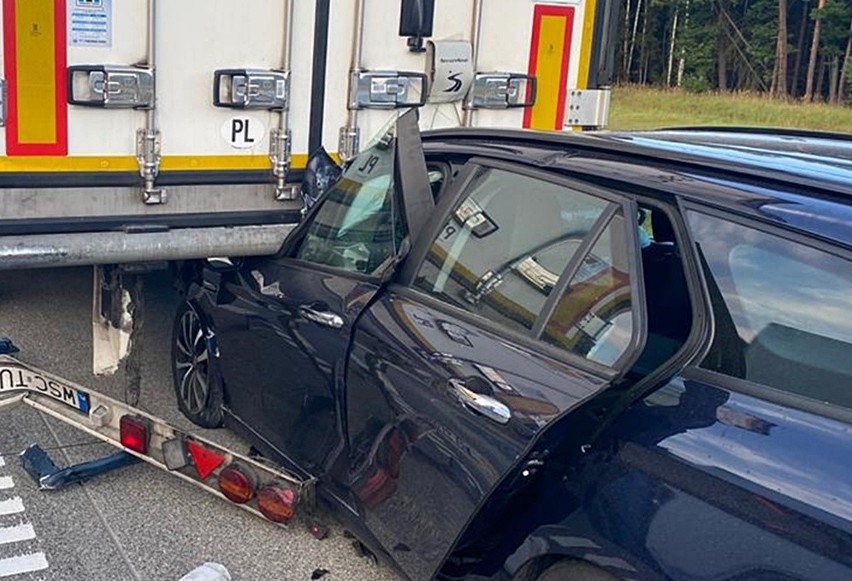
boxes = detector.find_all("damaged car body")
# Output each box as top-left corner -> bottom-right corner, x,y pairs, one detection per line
174,112 -> 852,581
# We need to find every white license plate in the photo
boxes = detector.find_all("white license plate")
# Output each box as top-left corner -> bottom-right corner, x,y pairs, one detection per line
0,365 -> 91,413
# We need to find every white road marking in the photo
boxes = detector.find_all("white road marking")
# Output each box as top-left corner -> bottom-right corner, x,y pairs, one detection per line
0,499 -> 24,517
0,478 -> 12,491
0,457 -> 5,467
0,523 -> 35,546
0,553 -> 49,577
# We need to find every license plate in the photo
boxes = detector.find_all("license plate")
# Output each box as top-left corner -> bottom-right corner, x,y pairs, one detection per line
0,365 -> 90,413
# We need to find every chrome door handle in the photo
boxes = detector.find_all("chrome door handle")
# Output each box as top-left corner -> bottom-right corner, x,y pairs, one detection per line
299,306 -> 344,329
448,378 -> 511,425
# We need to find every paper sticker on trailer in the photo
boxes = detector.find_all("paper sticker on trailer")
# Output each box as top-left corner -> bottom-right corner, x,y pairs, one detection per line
3,0 -> 69,156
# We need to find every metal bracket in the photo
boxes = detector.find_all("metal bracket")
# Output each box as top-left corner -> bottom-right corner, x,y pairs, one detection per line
466,73 -> 536,109
68,65 -> 155,109
136,128 -> 166,205
565,89 -> 611,128
0,79 -> 6,127
350,70 -> 428,110
338,126 -> 361,162
214,69 -> 290,110
270,128 -> 298,200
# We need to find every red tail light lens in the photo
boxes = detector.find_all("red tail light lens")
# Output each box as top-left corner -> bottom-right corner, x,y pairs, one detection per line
257,485 -> 296,523
217,463 -> 257,504
119,415 -> 150,454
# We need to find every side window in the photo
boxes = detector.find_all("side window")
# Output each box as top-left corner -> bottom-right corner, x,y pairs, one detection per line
540,211 -> 635,366
295,138 -> 405,275
689,211 -> 852,410
413,166 -> 636,366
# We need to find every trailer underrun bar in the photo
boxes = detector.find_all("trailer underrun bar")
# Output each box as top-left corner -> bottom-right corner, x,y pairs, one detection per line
0,354 -> 315,525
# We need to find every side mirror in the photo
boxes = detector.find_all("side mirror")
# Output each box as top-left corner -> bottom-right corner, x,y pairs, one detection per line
301,148 -> 342,211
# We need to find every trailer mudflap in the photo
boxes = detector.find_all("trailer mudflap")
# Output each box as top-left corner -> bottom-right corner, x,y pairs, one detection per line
0,354 -> 315,525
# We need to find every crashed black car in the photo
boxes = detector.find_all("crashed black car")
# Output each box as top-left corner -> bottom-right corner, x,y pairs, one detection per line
172,111 -> 852,580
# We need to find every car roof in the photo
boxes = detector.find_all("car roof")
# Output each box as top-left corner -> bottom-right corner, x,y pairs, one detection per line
422,127 -> 852,249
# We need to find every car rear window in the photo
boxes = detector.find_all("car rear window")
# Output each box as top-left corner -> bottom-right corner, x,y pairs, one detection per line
689,211 -> 852,410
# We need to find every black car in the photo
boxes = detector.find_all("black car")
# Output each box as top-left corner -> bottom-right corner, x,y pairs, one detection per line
172,111 -> 852,581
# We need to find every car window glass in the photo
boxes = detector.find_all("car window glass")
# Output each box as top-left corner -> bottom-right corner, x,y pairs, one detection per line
540,211 -> 635,366
413,167 -> 612,334
295,133 -> 405,276
689,211 -> 852,409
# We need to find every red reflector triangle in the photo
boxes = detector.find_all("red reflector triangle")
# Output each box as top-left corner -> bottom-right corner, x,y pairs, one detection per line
188,441 -> 224,480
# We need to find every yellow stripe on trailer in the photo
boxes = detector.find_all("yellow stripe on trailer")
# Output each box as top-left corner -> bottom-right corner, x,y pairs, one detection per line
0,155 -> 311,173
15,0 -> 57,144
576,0 -> 599,91
524,5 -> 575,131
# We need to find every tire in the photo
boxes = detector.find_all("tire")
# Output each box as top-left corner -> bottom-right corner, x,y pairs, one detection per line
536,560 -> 618,581
171,302 -> 224,428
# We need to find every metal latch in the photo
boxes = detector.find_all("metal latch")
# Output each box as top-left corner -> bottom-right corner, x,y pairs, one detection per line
466,73 -> 536,109
0,79 -> 6,127
350,70 -> 428,109
68,65 -> 154,109
213,69 -> 289,110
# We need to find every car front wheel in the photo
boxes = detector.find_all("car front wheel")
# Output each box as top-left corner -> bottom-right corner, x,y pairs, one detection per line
171,302 -> 224,428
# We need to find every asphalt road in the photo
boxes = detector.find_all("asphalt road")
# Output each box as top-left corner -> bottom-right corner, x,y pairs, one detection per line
0,266 -> 400,581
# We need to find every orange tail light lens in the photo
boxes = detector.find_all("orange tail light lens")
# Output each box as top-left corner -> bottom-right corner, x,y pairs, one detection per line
257,485 -> 296,523
217,463 -> 257,504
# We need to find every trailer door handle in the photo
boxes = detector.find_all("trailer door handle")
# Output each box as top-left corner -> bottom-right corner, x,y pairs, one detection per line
448,377 -> 511,425
299,304 -> 344,329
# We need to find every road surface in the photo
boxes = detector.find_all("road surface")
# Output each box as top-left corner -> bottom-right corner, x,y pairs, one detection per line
0,266 -> 400,581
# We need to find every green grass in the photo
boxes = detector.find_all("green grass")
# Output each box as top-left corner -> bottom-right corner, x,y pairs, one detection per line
608,85 -> 852,133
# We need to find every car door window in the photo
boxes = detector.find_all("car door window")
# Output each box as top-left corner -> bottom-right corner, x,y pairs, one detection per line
295,133 -> 405,276
413,166 -> 621,338
539,210 -> 635,366
689,211 -> 852,410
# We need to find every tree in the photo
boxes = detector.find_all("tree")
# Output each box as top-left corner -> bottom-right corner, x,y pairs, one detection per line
804,0 -> 828,101
771,0 -> 790,96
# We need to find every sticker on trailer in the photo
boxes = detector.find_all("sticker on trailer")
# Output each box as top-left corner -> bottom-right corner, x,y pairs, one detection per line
67,0 -> 112,48
221,116 -> 266,149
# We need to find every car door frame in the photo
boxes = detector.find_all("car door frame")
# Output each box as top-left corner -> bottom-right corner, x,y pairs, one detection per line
397,156 -> 649,381
212,109 -> 437,476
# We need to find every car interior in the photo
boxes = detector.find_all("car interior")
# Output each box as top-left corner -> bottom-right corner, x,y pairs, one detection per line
632,205 -> 693,376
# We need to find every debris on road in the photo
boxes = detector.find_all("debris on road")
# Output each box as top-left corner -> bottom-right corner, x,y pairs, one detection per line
178,562 -> 231,581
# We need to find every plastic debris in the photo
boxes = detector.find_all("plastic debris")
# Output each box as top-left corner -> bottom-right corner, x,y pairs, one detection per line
0,337 -> 19,355
309,522 -> 328,540
311,568 -> 330,580
178,562 -> 231,581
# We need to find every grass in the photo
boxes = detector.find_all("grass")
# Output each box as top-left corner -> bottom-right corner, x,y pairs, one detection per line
608,85 -> 852,133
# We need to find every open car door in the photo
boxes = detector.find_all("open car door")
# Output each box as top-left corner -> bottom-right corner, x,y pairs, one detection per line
207,110 -> 433,474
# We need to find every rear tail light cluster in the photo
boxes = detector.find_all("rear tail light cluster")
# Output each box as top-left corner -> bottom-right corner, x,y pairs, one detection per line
119,415 -> 150,454
119,414 -> 298,524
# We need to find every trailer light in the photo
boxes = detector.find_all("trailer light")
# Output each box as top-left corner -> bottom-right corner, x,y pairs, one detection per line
162,438 -> 189,470
217,463 -> 257,504
257,485 -> 296,523
119,415 -> 150,454
187,441 -> 224,481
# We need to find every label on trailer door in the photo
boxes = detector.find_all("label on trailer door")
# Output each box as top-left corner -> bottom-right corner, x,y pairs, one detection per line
67,0 -> 111,48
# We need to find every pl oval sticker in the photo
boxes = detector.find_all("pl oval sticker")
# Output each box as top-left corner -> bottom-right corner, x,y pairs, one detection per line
222,116 -> 265,149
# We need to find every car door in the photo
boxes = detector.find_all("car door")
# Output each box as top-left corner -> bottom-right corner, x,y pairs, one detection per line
342,160 -> 648,579
208,110 -> 434,474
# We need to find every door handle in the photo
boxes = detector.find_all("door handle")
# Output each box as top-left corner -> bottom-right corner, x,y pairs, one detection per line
299,305 -> 344,329
448,377 -> 511,425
